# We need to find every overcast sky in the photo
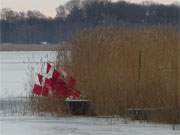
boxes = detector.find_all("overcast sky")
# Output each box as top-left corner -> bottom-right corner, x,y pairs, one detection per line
1,0 -> 176,17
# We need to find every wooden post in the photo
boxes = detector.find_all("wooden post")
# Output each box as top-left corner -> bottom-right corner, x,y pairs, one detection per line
138,50 -> 142,83
137,49 -> 143,107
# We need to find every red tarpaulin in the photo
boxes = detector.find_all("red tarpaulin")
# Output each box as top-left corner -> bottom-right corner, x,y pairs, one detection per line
53,79 -> 69,97
33,84 -> 42,96
71,89 -> 81,98
33,63 -> 81,98
45,78 -> 53,89
52,69 -> 60,80
42,87 -> 49,96
38,74 -> 43,85
67,77 -> 76,88
47,63 -> 51,73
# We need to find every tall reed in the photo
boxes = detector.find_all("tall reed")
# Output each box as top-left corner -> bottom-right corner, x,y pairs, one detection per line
70,26 -> 179,123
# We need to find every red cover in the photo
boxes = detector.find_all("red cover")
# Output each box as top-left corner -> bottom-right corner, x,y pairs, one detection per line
38,74 -> 43,85
53,79 -> 69,97
67,77 -> 76,89
33,63 -> 81,98
47,63 -> 51,73
71,89 -> 81,98
45,78 -> 53,89
42,87 -> 49,96
52,69 -> 60,80
33,84 -> 42,96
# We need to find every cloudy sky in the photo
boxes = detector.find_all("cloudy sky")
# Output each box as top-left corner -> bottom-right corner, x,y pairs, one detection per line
1,0 -> 176,17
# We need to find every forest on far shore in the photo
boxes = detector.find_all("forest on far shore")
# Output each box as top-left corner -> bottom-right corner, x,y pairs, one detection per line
0,0 -> 179,44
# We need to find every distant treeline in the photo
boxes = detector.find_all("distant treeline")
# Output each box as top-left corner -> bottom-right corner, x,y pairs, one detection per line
0,0 -> 179,44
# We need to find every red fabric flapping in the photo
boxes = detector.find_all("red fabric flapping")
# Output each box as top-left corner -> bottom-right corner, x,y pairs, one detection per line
52,69 -> 60,80
45,78 -> 53,89
33,84 -> 42,96
38,74 -> 43,85
53,79 -> 69,97
67,77 -> 76,89
42,87 -> 49,96
47,63 -> 51,73
71,89 -> 81,98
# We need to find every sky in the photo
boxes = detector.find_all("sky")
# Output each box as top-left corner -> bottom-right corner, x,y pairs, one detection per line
0,0 -> 177,17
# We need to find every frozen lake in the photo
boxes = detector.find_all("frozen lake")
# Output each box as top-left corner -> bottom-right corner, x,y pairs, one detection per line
0,51 -> 180,135
0,116 -> 179,135
0,51 -> 57,98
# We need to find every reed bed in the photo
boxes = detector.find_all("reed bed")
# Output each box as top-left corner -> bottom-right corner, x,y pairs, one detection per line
30,96 -> 67,116
69,26 -> 179,123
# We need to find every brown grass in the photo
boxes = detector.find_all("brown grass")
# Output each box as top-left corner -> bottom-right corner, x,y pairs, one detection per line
69,26 -> 179,123
30,96 -> 67,116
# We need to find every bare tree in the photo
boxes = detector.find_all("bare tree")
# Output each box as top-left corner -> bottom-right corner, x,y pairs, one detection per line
27,10 -> 46,19
65,0 -> 82,12
56,6 -> 67,18
1,8 -> 18,20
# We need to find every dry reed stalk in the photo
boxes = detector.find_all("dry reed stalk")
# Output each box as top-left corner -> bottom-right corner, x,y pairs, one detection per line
30,96 -> 66,116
